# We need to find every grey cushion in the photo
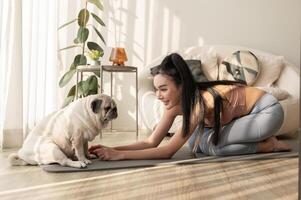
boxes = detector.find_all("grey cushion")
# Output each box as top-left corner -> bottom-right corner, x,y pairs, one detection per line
185,59 -> 208,83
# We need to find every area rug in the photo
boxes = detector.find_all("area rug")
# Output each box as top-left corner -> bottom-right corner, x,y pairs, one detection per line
41,139 -> 298,173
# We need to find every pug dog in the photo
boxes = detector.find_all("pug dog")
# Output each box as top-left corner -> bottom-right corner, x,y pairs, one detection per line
8,94 -> 117,168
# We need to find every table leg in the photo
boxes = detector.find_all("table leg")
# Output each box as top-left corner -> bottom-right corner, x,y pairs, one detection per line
75,69 -> 79,100
136,70 -> 138,140
80,71 -> 83,99
100,66 -> 103,93
99,67 -> 103,139
110,72 -> 113,131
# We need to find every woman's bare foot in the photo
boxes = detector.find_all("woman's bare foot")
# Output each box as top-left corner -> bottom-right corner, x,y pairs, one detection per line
258,136 -> 291,153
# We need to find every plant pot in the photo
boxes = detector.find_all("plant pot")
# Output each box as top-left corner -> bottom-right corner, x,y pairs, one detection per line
91,60 -> 101,66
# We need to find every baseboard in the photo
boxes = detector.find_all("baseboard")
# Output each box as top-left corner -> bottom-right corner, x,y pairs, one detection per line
2,129 -> 23,149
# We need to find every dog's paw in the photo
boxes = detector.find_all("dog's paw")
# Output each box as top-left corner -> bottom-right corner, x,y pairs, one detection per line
79,161 -> 88,168
79,159 -> 92,165
87,154 -> 98,159
67,161 -> 87,168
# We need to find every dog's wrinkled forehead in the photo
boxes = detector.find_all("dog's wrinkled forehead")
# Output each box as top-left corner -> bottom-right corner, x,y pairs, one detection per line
102,95 -> 115,107
90,94 -> 116,114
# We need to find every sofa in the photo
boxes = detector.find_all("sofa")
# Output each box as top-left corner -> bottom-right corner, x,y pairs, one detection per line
138,45 -> 300,136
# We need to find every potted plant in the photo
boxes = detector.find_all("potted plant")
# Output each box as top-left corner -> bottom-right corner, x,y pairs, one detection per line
58,0 -> 105,107
89,49 -> 102,65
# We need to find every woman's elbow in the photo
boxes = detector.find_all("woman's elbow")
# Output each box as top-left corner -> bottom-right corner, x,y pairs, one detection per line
146,139 -> 160,148
164,154 -> 173,159
163,149 -> 176,159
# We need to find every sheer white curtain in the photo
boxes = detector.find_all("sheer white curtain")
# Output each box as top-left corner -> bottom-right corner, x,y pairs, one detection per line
0,0 -> 23,149
0,0 -> 61,149
22,0 -> 59,137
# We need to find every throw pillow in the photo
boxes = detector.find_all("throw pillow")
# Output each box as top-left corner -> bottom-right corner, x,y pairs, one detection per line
252,55 -> 284,87
183,46 -> 219,81
218,50 -> 260,85
185,60 -> 208,82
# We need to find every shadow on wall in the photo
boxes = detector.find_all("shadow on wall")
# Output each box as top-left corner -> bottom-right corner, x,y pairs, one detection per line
105,0 -> 300,66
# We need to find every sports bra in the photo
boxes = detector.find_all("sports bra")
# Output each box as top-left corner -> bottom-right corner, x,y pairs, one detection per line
201,85 -> 247,127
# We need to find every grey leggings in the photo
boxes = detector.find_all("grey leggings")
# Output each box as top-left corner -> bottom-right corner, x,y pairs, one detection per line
188,93 -> 284,156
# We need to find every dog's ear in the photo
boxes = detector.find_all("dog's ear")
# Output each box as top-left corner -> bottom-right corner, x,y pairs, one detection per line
91,99 -> 102,113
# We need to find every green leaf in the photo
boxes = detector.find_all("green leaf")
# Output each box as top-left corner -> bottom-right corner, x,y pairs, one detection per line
81,80 -> 90,96
87,42 -> 103,52
74,38 -> 80,44
87,75 -> 98,90
74,54 -> 87,67
93,25 -> 106,45
67,85 -> 76,97
88,88 -> 98,95
58,18 -> 78,30
59,45 -> 79,51
76,81 -> 86,96
62,95 -> 75,108
59,69 -> 76,88
88,0 -> 103,10
77,27 -> 89,43
80,75 -> 98,96
89,75 -> 98,94
70,62 -> 76,70
91,13 -> 105,26
78,9 -> 90,27
93,71 -> 100,77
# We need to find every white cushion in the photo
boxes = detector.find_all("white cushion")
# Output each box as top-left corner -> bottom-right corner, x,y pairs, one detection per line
277,97 -> 299,135
252,55 -> 285,87
256,86 -> 290,101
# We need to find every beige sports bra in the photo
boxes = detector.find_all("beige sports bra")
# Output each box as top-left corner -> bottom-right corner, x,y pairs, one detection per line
201,85 -> 247,127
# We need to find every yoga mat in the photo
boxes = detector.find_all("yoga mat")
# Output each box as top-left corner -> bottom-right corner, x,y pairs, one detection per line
41,139 -> 298,173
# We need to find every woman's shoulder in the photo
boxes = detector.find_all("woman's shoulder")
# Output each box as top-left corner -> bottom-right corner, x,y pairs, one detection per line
207,84 -> 241,96
213,84 -> 244,90
245,86 -> 266,100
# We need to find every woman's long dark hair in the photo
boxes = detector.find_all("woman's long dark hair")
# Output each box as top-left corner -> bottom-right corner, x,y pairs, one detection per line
150,53 -> 243,146
151,53 -> 197,137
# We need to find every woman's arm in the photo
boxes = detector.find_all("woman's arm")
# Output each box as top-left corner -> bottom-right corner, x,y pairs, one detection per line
120,110 -> 199,159
88,140 -> 154,152
95,121 -> 197,160
121,125 -> 195,159
92,106 -> 199,160
113,140 -> 155,150
90,106 -> 186,160
89,109 -> 176,151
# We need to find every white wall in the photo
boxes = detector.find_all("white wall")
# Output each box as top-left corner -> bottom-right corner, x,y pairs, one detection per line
60,0 -> 300,130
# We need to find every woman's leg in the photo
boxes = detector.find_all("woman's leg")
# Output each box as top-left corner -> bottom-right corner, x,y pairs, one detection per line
189,128 -> 260,156
189,94 -> 288,156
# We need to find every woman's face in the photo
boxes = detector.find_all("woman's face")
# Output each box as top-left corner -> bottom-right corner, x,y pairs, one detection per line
153,74 -> 181,110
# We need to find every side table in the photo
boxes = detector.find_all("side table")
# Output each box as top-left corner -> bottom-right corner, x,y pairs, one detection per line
75,65 -> 139,139
101,65 -> 138,139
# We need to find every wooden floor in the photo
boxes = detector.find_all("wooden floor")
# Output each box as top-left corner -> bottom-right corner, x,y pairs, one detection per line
0,131 -> 298,200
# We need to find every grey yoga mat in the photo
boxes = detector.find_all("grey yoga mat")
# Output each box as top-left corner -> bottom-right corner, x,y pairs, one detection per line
41,139 -> 298,173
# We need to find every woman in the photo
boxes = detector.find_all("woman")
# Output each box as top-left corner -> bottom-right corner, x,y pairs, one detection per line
89,53 -> 290,160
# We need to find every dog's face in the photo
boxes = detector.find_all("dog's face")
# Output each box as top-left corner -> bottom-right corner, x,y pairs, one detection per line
90,94 -> 118,126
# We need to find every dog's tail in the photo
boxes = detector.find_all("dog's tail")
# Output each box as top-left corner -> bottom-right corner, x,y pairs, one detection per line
8,153 -> 28,166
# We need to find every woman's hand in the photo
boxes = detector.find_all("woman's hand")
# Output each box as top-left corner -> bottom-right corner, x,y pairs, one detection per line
92,147 -> 124,161
88,144 -> 108,153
